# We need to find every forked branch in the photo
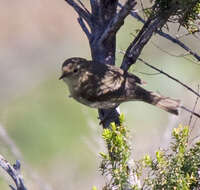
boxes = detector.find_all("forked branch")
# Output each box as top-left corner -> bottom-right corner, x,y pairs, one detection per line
120,2 -> 180,72
65,0 -> 92,39
0,155 -> 27,190
123,6 -> 200,62
99,0 -> 137,43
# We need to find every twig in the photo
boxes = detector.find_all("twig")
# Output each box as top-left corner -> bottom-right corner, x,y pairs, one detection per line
120,11 -> 173,71
118,3 -> 144,23
189,134 -> 200,145
157,31 -> 200,62
0,155 -> 27,190
77,0 -> 90,15
181,106 -> 200,119
152,42 -> 189,58
191,108 -> 200,133
138,58 -> 200,98
77,16 -> 91,40
99,0 -> 137,43
65,0 -> 92,27
152,42 -> 200,65
188,85 -> 200,126
139,0 -> 146,20
137,71 -> 161,76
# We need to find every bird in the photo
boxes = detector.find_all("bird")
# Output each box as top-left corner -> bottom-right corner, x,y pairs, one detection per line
59,57 -> 180,115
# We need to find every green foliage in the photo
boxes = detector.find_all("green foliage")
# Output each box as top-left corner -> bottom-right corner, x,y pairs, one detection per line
135,125 -> 200,190
100,114 -> 132,190
180,1 -> 200,33
97,117 -> 200,190
145,0 -> 200,33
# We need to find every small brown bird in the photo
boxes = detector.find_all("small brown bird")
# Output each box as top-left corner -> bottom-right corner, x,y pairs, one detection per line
59,57 -> 180,115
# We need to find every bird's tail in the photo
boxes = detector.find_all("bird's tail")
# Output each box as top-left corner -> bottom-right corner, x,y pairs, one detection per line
150,92 -> 180,115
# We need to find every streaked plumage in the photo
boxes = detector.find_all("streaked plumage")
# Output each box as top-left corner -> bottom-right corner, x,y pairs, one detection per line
60,57 -> 180,115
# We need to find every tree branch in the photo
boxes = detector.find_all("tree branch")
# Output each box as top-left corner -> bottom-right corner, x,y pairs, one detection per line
181,106 -> 200,119
121,15 -> 168,71
0,155 -> 27,190
157,31 -> 200,61
99,0 -> 137,43
138,57 -> 200,98
119,2 -> 181,71
138,58 -> 200,119
65,0 -> 92,28
77,16 -> 91,40
120,1 -> 200,72
77,0 -> 90,15
119,3 -> 200,62
188,85 -> 199,126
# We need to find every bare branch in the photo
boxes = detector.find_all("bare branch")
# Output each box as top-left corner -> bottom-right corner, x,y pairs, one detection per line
122,6 -> 200,62
77,0 -> 90,15
157,31 -> 200,61
118,3 -> 144,23
138,58 -> 200,98
119,2 -> 182,71
137,71 -> 161,76
189,134 -> 200,145
181,106 -> 200,119
151,42 -> 200,65
65,0 -> 92,27
188,85 -> 200,126
190,110 -> 200,140
121,15 -> 168,71
99,0 -> 137,43
77,17 -> 91,40
138,58 -> 200,119
0,155 -> 27,190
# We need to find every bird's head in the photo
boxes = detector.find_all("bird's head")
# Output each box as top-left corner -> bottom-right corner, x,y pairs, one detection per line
59,57 -> 88,80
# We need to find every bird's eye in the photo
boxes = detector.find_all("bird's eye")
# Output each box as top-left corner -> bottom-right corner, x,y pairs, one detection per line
73,68 -> 78,73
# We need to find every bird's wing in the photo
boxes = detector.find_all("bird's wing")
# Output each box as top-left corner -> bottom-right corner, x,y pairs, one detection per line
79,63 -> 125,102
96,65 -> 124,96
79,63 -> 143,103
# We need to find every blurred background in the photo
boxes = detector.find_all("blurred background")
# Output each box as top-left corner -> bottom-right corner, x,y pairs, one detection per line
0,0 -> 200,189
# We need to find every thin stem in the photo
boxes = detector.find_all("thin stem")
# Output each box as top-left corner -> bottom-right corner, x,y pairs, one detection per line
188,85 -> 200,126
77,17 -> 91,40
65,0 -> 92,27
138,58 -> 200,98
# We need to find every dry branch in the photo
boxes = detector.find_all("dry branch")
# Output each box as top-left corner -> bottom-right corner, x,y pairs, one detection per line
99,0 -> 137,43
138,58 -> 200,98
65,0 -> 91,25
0,155 -> 27,190
121,3 -> 181,71
119,3 -> 200,62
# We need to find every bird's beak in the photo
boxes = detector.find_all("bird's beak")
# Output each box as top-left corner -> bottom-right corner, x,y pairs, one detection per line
59,73 -> 65,80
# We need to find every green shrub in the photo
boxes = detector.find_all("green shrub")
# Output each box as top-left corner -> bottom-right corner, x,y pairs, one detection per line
97,115 -> 200,190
